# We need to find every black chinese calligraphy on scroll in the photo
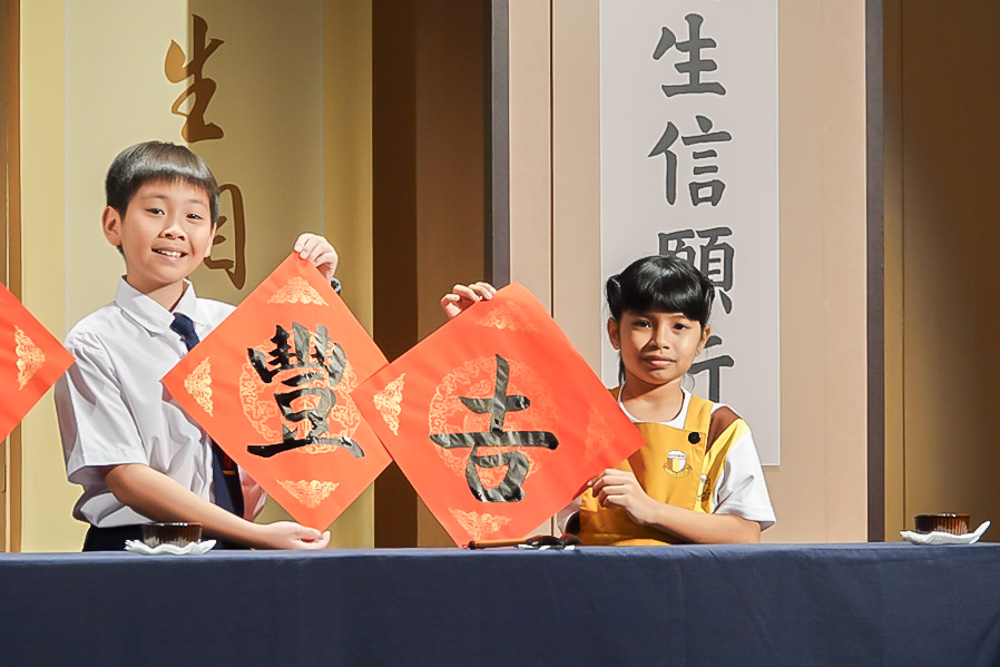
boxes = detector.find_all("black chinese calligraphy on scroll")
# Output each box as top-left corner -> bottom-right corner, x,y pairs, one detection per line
429,354 -> 559,502
247,322 -> 364,459
659,227 -> 735,314
689,335 -> 733,402
649,115 -> 732,207
653,13 -> 726,97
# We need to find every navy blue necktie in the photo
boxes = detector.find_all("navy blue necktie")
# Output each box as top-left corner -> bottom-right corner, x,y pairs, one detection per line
170,313 -> 245,518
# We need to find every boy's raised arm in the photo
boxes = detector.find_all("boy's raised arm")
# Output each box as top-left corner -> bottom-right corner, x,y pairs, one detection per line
104,463 -> 331,549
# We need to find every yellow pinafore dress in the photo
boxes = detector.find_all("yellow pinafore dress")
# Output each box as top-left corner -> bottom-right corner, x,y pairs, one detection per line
577,388 -> 737,546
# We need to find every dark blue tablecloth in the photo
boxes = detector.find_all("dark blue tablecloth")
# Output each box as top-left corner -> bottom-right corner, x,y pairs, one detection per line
2,543 -> 999,666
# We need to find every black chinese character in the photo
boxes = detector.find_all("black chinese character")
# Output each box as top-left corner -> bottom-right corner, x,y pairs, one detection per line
659,227 -> 736,314
689,335 -> 733,402
247,322 -> 363,459
653,14 -> 726,97
650,115 -> 732,207
429,354 -> 558,502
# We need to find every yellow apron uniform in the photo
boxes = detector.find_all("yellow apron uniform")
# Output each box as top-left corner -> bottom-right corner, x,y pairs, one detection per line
577,388 -> 741,546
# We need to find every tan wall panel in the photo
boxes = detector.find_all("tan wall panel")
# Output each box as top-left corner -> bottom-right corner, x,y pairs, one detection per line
883,0 -> 904,539
551,0 -> 601,368
187,0 -> 323,302
900,3 -> 1000,531
414,0 -> 486,342
762,0 -> 868,542
19,0 -> 76,552
65,1 -> 189,327
508,0 -> 552,308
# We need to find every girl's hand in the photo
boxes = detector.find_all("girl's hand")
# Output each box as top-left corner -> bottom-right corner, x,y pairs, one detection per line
589,469 -> 660,526
440,282 -> 497,319
294,233 -> 339,282
254,521 -> 331,550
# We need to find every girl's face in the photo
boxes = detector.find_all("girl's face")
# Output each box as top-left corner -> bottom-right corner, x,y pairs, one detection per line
607,309 -> 710,389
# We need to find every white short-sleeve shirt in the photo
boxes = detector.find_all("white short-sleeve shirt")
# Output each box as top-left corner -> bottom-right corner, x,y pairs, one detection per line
55,278 -> 265,527
618,387 -> 776,530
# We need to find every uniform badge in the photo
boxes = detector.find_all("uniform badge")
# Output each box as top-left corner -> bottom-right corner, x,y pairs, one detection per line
664,449 -> 692,477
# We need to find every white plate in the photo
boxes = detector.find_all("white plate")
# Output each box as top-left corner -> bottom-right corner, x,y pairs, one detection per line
124,539 -> 217,555
900,520 -> 990,546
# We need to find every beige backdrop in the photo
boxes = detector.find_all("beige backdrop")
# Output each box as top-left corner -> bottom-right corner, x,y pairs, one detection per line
16,0 -> 870,550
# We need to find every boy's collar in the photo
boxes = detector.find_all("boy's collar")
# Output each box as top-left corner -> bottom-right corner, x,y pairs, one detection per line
115,277 -> 204,334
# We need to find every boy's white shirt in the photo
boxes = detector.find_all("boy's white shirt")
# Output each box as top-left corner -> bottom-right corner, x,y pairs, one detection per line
617,386 -> 775,529
55,277 -> 266,528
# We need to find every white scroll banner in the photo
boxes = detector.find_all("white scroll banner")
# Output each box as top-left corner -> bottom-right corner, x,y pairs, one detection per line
599,0 -> 780,464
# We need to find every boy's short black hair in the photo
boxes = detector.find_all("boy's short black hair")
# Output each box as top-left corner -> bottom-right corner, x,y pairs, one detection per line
105,141 -> 220,224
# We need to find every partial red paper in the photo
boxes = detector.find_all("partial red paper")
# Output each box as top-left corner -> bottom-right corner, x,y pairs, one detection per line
162,254 -> 391,530
352,282 -> 645,546
0,284 -> 75,441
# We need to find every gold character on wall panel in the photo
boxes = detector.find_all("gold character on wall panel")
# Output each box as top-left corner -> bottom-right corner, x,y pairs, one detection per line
204,183 -> 247,289
164,14 -> 224,143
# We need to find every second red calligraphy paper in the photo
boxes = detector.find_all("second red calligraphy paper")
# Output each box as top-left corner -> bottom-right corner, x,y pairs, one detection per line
352,283 -> 644,545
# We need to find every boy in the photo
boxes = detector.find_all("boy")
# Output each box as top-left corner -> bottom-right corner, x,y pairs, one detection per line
55,141 -> 336,551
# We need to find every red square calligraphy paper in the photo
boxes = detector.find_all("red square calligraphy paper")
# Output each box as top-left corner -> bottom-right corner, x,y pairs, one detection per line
0,283 -> 75,441
162,254 -> 391,530
352,282 -> 645,546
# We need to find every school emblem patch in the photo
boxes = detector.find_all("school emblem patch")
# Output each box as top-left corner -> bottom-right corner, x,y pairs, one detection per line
664,450 -> 692,477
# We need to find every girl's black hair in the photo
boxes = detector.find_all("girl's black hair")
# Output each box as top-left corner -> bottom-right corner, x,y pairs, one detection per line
607,255 -> 715,385
607,254 -> 715,325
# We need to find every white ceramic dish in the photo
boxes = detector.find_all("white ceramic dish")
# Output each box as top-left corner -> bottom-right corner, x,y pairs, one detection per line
899,520 -> 990,546
124,539 -> 217,555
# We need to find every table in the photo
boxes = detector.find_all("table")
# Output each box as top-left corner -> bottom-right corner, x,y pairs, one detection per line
2,543 -> 999,666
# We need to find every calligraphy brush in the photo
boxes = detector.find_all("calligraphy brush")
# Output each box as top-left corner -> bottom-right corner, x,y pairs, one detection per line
467,534 -> 581,550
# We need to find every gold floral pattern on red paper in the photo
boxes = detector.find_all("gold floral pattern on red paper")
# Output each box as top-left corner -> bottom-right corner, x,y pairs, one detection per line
278,480 -> 340,508
450,508 -> 512,541
184,357 -> 215,416
584,407 -> 610,461
428,356 -> 557,485
240,335 -> 362,453
267,277 -> 328,306
373,373 -> 406,435
14,326 -> 45,390
474,301 -> 536,332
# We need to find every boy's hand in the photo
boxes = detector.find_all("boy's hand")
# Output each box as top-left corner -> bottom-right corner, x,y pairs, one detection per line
255,521 -> 332,550
440,282 -> 497,319
294,233 -> 339,282
589,469 -> 660,527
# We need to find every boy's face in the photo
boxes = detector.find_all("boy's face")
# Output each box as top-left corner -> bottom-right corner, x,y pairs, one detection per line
102,179 -> 215,300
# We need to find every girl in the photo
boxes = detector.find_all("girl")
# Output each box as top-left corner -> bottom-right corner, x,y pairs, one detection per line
441,255 -> 774,545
